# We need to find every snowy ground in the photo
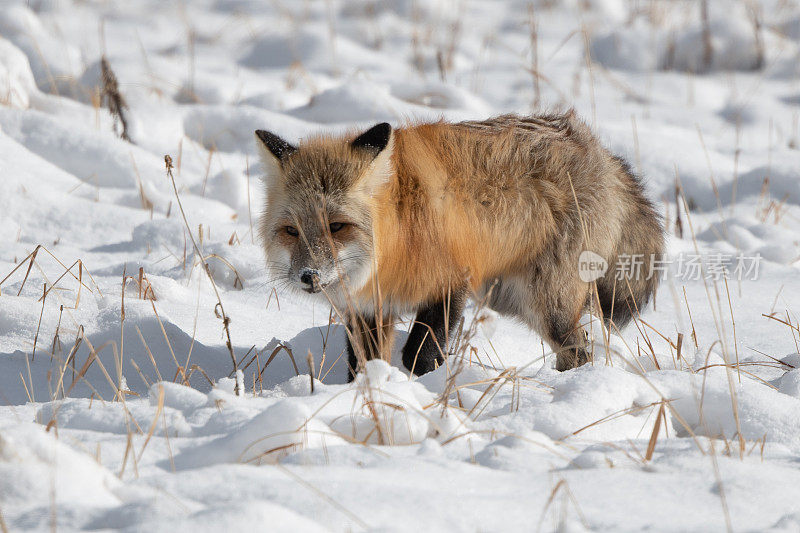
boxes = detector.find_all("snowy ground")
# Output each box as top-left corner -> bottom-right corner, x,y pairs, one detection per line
1,0 -> 800,531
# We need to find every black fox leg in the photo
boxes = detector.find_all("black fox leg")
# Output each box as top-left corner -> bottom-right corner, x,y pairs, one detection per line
402,287 -> 467,376
547,311 -> 591,371
346,313 -> 395,382
530,270 -> 592,371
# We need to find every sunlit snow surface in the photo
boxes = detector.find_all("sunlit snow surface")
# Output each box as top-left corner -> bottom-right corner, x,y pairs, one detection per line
1,0 -> 800,531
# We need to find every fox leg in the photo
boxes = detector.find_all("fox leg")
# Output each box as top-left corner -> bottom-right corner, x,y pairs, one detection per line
536,278 -> 592,371
483,273 -> 591,371
346,312 -> 395,382
402,287 -> 467,376
546,311 -> 591,371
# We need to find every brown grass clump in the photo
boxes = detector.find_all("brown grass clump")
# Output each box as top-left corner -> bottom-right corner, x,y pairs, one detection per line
100,56 -> 132,143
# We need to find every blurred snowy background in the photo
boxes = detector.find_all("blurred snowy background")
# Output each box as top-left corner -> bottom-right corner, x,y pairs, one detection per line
1,0 -> 800,531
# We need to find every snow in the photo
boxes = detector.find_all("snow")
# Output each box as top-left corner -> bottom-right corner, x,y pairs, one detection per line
0,37 -> 37,109
589,1 -> 797,73
1,0 -> 800,531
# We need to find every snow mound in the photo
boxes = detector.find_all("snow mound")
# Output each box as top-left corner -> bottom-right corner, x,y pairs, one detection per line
590,5 -> 795,73
0,37 -> 37,108
391,81 -> 493,114
0,108 -> 171,195
0,5 -> 81,91
172,360 -> 465,467
589,20 -> 661,72
183,105 -> 311,153
668,11 -> 767,73
695,214 -> 800,264
239,29 -> 386,74
129,501 -> 328,533
288,78 -> 417,124
0,423 -> 120,508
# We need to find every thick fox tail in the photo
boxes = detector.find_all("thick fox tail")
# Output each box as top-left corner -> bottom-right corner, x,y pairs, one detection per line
595,257 -> 660,329
595,161 -> 664,328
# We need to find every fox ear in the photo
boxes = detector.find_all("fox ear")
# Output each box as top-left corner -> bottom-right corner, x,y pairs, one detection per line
352,123 -> 394,195
351,122 -> 392,158
255,129 -> 297,163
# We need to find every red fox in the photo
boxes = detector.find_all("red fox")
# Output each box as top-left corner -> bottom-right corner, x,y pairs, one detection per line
256,113 -> 664,380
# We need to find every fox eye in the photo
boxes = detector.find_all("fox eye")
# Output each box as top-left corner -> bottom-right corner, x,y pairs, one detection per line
329,222 -> 345,233
285,226 -> 299,237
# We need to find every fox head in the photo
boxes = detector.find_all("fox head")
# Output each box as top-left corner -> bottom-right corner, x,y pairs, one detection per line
256,122 -> 393,299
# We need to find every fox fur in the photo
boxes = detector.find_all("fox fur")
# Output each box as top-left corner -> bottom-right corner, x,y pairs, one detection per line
256,112 -> 664,379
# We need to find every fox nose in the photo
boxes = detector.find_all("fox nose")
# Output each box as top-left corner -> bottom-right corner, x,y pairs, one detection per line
299,268 -> 320,287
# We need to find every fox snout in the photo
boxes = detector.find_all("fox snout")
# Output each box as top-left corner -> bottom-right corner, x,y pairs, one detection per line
298,268 -> 322,293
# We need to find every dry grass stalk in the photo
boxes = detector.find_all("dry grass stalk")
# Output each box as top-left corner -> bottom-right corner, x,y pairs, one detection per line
235,345 -> 257,372
674,169 -> 684,238
126,155 -> 154,218
146,299 -> 186,386
200,146 -> 215,196
700,0 -> 713,72
136,384 -> 165,463
245,155 -> 255,244
1,245 -> 100,306
436,51 -> 447,82
679,192 -> 743,439
205,254 -> 244,290
438,283 -> 497,413
307,350 -> 315,393
31,283 -> 48,363
51,305 -> 64,358
161,406 -> 176,472
100,56 -> 132,142
258,342 -> 300,379
363,1 -> 383,49
136,325 -> 163,383
566,399 -> 665,439
129,359 -> 150,388
683,286 -> 699,348
187,364 -> 215,387
164,155 -> 240,393
118,432 -> 137,479
723,278 -> 741,384
410,3 -> 425,74
746,1 -> 765,70
275,463 -> 368,528
580,23 -> 597,126
645,402 -> 666,461
536,478 -> 588,532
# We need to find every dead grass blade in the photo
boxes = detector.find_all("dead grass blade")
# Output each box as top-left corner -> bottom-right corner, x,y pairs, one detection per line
136,384 -> 165,463
645,403 -> 666,461
164,155 -> 239,393
275,463 -> 368,529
